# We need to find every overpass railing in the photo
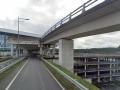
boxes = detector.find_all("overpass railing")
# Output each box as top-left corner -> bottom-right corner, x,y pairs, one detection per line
42,0 -> 106,38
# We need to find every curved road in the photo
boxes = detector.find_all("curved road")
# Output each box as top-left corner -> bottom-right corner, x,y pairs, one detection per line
7,58 -> 62,90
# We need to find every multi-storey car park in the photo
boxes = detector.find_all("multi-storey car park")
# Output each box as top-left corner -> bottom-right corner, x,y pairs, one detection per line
74,53 -> 120,84
44,49 -> 120,84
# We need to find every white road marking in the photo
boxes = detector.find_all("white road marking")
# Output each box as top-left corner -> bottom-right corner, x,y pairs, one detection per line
5,60 -> 29,90
45,65 -> 65,90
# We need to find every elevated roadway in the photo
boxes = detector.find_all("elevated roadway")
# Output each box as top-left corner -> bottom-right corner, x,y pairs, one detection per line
42,0 -> 120,44
40,0 -> 120,70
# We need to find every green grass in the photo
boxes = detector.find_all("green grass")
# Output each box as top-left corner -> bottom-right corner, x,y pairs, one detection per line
0,56 -> 13,63
0,60 -> 25,82
44,61 -> 80,90
44,59 -> 100,90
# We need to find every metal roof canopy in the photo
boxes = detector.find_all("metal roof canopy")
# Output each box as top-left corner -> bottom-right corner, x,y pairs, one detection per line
0,28 -> 41,38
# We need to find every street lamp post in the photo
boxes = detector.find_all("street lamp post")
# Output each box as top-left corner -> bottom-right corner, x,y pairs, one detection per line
17,17 -> 29,57
17,17 -> 20,57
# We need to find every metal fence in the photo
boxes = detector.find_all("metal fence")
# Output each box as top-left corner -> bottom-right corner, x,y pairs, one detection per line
42,0 -> 106,38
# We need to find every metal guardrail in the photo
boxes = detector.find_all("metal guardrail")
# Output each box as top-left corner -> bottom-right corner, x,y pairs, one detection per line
0,59 -> 13,65
0,58 -> 24,74
42,0 -> 106,38
0,59 -> 16,69
43,59 -> 89,90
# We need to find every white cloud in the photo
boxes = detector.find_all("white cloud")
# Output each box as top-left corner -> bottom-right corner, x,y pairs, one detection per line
0,0 -> 87,34
74,31 -> 120,49
0,0 -> 29,20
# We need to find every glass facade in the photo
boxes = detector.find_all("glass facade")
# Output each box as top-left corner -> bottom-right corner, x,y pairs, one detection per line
0,33 -> 11,53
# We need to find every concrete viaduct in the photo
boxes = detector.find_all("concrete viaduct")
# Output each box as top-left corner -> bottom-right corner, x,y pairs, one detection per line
40,0 -> 120,70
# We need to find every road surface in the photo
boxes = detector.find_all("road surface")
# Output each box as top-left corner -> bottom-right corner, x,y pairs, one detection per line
7,58 -> 62,90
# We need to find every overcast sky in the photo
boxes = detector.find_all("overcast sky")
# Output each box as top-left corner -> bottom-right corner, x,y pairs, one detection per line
0,0 -> 120,49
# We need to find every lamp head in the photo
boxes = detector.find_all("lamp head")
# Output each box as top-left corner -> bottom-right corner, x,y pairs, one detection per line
25,19 -> 30,20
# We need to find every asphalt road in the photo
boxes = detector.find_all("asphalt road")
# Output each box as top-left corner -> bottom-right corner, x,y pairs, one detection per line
8,58 -> 62,90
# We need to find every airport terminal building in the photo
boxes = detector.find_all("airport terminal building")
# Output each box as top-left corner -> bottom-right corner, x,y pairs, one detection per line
0,32 -> 14,56
0,28 -> 40,57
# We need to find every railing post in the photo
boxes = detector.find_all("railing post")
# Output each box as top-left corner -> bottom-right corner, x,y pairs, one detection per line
60,20 -> 63,25
82,4 -> 86,13
54,24 -> 56,30
69,13 -> 72,21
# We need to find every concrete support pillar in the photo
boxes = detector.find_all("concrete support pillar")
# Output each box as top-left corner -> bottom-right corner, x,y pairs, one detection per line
40,46 -> 43,55
41,45 -> 44,56
43,44 -> 51,57
50,44 -> 56,58
98,58 -> 100,82
85,58 -> 87,78
22,49 -> 23,57
110,57 -> 112,81
15,49 -> 17,57
59,39 -> 73,71
15,44 -> 18,57
23,49 -> 28,57
10,44 -> 14,56
20,49 -> 23,57
20,49 -> 22,57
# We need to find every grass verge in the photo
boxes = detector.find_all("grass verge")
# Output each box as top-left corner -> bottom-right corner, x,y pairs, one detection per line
44,59 -> 100,90
0,59 -> 25,82
44,60 -> 80,90
0,56 -> 14,63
